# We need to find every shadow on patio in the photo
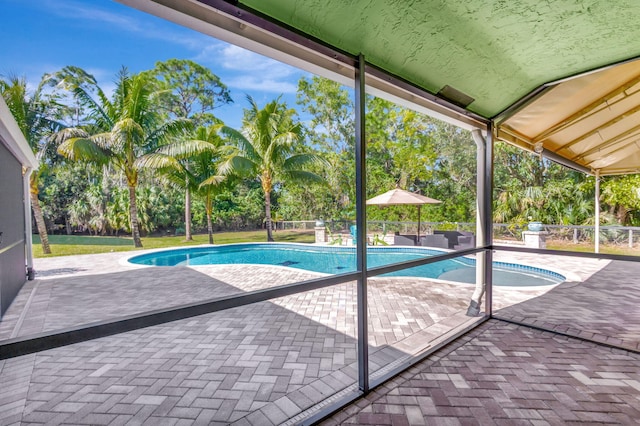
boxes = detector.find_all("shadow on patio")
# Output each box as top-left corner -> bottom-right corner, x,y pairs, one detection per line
323,255 -> 640,424
494,259 -> 640,352
0,257 -> 478,425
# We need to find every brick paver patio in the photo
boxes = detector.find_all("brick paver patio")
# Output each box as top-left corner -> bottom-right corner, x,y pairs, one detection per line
0,248 -> 638,424
0,252 -> 483,425
495,259 -> 640,352
323,319 -> 640,425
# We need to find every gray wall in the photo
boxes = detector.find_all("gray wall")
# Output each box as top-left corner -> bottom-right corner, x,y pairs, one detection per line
0,140 -> 27,316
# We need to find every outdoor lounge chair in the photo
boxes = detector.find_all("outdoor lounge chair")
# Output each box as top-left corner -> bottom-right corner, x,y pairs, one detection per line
420,234 -> 448,248
434,230 -> 476,249
454,235 -> 475,250
394,234 -> 417,246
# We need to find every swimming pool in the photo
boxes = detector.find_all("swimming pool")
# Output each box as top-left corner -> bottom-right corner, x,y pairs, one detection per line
128,243 -> 565,287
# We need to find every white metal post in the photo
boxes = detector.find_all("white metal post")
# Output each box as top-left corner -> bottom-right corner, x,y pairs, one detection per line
466,124 -> 493,316
595,170 -> 600,254
23,168 -> 35,280
355,53 -> 369,392
469,129 -> 486,316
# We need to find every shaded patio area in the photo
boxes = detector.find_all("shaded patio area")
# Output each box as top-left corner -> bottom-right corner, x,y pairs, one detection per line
323,319 -> 640,425
495,259 -> 640,353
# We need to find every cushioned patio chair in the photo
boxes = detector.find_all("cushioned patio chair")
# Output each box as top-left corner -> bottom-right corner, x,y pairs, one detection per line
420,234 -> 448,248
454,235 -> 475,250
393,234 -> 417,245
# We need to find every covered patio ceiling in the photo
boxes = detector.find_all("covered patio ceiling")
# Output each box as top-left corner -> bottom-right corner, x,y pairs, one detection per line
497,59 -> 640,176
125,0 -> 640,175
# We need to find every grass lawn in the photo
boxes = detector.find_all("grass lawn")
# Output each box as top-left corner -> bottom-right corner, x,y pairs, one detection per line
32,230 -> 315,258
33,232 -> 640,258
546,240 -> 640,256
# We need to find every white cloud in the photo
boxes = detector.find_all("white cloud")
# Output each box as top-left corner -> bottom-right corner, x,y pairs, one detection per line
196,44 -> 303,94
41,0 -> 210,50
220,45 -> 297,78
225,77 -> 298,94
38,1 -> 308,96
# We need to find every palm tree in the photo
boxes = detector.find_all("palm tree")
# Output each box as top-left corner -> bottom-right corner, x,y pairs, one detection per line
0,74 -> 66,254
136,125 -> 226,244
56,68 -> 190,247
220,96 -> 325,242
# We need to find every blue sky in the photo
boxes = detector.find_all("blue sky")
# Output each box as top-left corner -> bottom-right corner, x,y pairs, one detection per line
0,0 -> 311,129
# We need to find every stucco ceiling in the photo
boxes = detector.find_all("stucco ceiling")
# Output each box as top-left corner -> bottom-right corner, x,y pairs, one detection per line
238,0 -> 640,119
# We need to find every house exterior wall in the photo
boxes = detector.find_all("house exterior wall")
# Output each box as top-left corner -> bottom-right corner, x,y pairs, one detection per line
0,140 -> 27,316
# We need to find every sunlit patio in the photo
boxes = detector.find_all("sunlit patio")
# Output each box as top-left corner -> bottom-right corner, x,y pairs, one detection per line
2,249 -> 638,424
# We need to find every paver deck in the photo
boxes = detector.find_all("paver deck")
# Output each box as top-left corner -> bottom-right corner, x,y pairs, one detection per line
495,259 -> 640,352
322,319 -> 640,425
0,248 -> 637,424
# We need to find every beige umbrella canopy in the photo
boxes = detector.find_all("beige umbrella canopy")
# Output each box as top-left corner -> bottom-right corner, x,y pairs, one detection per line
366,188 -> 441,242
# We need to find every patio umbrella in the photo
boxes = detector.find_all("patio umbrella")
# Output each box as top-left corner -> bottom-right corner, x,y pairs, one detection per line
366,187 -> 442,242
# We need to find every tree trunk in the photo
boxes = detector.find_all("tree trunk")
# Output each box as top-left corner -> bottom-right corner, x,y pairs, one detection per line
128,185 -> 143,248
30,188 -> 51,254
204,192 -> 213,244
185,185 -> 192,241
265,190 -> 274,242
100,165 -> 110,236
207,212 -> 214,244
64,215 -> 71,235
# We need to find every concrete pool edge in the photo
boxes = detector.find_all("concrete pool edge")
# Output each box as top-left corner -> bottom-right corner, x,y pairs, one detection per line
126,242 -> 569,287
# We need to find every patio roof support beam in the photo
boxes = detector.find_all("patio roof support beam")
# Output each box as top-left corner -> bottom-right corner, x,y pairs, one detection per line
469,129 -> 487,316
595,170 -> 601,254
573,124 -> 640,162
484,124 -> 494,316
469,124 -> 494,317
532,73 -> 640,143
485,125 -> 494,315
354,53 -> 369,393
560,103 -> 640,154
23,168 -> 34,280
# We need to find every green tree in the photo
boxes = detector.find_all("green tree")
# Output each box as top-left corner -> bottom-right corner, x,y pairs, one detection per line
296,76 -> 355,220
191,126 -> 230,244
493,141 -> 592,228
147,59 -> 233,240
147,59 -> 232,125
56,68 -> 190,247
365,97 -> 438,198
601,175 -> 640,225
0,74 -> 67,254
137,125 -> 227,244
40,162 -> 98,234
220,96 -> 325,241
423,123 -> 476,222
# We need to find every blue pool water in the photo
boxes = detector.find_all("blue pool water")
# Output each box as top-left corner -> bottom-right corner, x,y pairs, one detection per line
128,243 -> 564,287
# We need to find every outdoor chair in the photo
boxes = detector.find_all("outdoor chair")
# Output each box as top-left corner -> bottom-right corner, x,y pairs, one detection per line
420,234 -> 448,248
393,234 -> 417,246
434,230 -> 475,249
434,230 -> 458,248
454,235 -> 475,250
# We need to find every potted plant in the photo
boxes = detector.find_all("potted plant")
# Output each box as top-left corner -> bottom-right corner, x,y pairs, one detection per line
527,216 -> 543,232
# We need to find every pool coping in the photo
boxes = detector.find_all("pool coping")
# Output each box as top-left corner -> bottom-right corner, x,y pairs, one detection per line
124,242 -> 571,287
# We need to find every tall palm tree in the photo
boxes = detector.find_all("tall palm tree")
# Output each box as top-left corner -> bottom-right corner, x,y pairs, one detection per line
136,125 -> 226,244
220,96 -> 325,242
56,68 -> 190,247
1,74 -> 66,254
